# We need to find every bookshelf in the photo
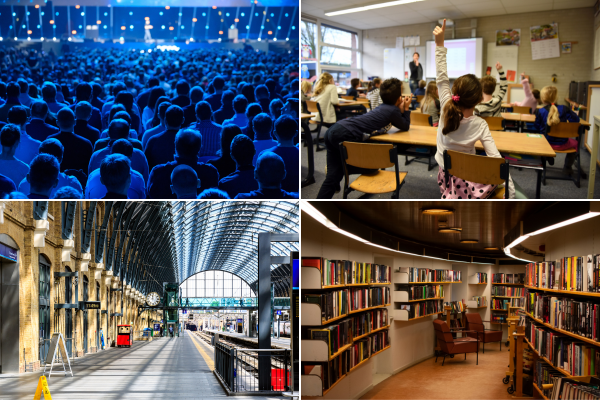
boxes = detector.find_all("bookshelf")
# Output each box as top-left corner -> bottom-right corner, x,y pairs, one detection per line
301,257 -> 392,398
468,273 -> 488,285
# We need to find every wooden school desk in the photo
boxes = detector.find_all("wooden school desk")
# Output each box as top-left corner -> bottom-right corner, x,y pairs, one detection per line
301,113 -> 315,187
501,113 -> 536,132
370,125 -> 556,199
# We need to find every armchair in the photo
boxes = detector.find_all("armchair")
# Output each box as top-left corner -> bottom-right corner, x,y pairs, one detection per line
433,319 -> 479,366
464,313 -> 503,353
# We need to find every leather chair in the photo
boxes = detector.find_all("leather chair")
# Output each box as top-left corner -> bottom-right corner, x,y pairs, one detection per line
465,313 -> 503,353
433,319 -> 479,366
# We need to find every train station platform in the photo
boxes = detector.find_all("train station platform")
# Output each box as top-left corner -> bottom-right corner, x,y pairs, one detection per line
203,329 -> 290,349
0,335 -> 281,400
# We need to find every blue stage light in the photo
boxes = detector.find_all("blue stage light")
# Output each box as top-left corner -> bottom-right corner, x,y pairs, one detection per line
103,25 -> 107,29
37,25 -> 40,28
41,12 -> 44,16
104,12 -> 108,16
159,12 -> 163,16
241,12 -> 245,17
161,25 -> 165,29
130,25 -> 133,29
226,13 -> 230,16
278,26 -> 281,29
81,12 -> 84,16
129,11 -> 133,16
261,25 -> 264,29
270,13 -> 274,17
292,26 -> 295,30
12,12 -> 15,16
205,25 -> 209,29
285,13 -> 288,17
246,25 -> 249,29
202,12 -> 206,16
22,24 -> 25,29
181,25 -> 184,29
255,13 -> 258,16
9,25 -> 12,29
78,25 -> 82,29
55,12 -> 59,15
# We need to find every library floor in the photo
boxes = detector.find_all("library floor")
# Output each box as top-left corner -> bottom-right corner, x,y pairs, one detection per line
361,345 -> 512,399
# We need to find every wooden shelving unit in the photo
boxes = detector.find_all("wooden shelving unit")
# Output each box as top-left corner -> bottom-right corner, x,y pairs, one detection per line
524,285 -> 600,298
491,283 -> 524,286
524,336 -> 594,381
302,264 -> 391,290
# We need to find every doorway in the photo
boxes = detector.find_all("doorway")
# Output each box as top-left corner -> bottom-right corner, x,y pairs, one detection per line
65,267 -> 73,357
96,282 -> 100,351
0,240 -> 19,373
83,276 -> 88,354
39,256 -> 51,363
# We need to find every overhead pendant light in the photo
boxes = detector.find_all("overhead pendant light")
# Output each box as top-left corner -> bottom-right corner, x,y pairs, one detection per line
438,222 -> 448,228
460,239 -> 479,244
484,247 -> 499,251
325,0 -> 425,16
438,228 -> 461,233
422,208 -> 454,216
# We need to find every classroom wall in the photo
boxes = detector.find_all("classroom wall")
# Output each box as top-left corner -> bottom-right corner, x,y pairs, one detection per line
593,13 -> 600,81
301,212 -> 521,399
362,8 -> 594,101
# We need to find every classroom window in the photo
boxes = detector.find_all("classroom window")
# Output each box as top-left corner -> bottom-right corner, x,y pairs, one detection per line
322,70 -> 360,88
321,25 -> 358,50
301,20 -> 317,60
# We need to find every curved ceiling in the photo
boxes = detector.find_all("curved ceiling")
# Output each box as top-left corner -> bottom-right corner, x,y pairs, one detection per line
321,201 -> 553,258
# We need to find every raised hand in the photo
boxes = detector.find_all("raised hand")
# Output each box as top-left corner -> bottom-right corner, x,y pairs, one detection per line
433,19 -> 446,47
496,62 -> 502,70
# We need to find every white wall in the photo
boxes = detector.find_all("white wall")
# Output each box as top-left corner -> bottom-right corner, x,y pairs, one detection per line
544,215 -> 600,260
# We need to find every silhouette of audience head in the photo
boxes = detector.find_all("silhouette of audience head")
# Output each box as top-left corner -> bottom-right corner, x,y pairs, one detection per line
27,154 -> 60,197
255,84 -> 269,100
189,87 -> 204,104
1,124 -> 20,154
107,119 -> 130,141
255,152 -> 286,189
75,101 -> 93,121
213,77 -> 225,92
100,153 -> 131,196
233,95 -> 248,115
269,99 -> 284,119
7,106 -> 28,128
221,90 -> 235,107
6,82 -> 20,99
39,138 -> 64,164
17,78 -> 28,95
57,108 -> 76,131
176,80 -> 190,96
282,98 -> 299,119
175,128 -> 201,159
54,186 -> 82,199
165,105 -> 184,130
41,82 -> 57,101
274,114 -> 298,143
197,188 -> 230,199
111,138 -> 133,159
253,113 -> 273,140
230,134 -> 255,167
31,101 -> 49,120
170,164 -> 199,199
220,124 -> 243,158
148,87 -> 167,111
195,101 -> 212,122
75,82 -> 93,102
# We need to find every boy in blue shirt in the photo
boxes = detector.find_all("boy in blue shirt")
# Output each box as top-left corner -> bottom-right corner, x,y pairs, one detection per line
316,77 -> 411,199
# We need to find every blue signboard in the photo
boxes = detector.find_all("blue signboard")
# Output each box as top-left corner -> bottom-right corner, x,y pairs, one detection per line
0,243 -> 17,262
292,258 -> 299,290
154,323 -> 160,331
276,310 -> 282,315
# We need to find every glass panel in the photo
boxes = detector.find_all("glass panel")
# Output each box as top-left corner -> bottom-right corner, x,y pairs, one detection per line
197,277 -> 204,297
321,25 -> 358,49
181,286 -> 187,298
206,270 -> 214,280
321,69 -> 360,88
215,270 -> 223,280
321,46 -> 354,67
301,20 -> 317,61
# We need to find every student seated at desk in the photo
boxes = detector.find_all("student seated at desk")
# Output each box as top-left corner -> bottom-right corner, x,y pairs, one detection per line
301,81 -> 312,114
367,78 -> 383,110
346,78 -> 366,100
433,20 -> 514,199
534,86 -> 580,172
475,62 -> 507,117
311,72 -> 339,124
421,82 -> 440,127
415,80 -> 426,96
316,78 -> 411,199
510,73 -> 537,113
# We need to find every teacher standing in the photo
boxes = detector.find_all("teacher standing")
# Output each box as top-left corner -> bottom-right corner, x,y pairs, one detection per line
408,52 -> 423,94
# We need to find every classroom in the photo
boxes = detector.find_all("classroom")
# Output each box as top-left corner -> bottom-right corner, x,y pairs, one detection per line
300,0 -> 600,199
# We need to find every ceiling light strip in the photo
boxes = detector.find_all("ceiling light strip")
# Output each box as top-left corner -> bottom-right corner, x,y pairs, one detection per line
324,0 -> 424,16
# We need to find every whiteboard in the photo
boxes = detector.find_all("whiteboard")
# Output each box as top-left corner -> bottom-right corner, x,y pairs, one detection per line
487,43 -> 518,83
586,86 -> 600,166
509,86 -> 525,103
383,48 -> 404,81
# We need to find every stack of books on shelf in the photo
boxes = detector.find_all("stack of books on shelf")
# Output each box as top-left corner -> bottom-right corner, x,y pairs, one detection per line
303,291 -> 349,323
526,319 -> 598,377
397,285 -> 444,301
525,256 -> 600,291
443,301 -> 465,313
349,287 -> 390,312
399,299 -> 443,319
309,320 -> 352,357
491,313 -> 507,324
471,296 -> 487,307
448,318 -> 464,330
510,297 -> 525,307
492,285 -> 524,297
534,360 -> 564,398
472,273 -> 487,283
398,267 -> 462,283
352,309 -> 389,339
547,377 -> 600,399
302,257 -> 391,286
492,299 -> 509,310
525,290 -> 600,340
492,273 -> 525,284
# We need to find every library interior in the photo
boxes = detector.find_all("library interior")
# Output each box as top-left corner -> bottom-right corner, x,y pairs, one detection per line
301,201 -> 600,400
300,0 -> 600,200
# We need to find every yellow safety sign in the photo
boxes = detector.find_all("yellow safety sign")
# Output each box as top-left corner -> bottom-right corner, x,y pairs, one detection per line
33,376 -> 52,400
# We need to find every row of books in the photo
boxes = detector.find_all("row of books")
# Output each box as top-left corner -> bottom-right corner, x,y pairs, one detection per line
525,291 -> 600,341
304,332 -> 389,391
472,273 -> 487,283
397,285 -> 443,301
548,377 -> 600,400
397,267 -> 461,283
349,287 -> 390,312
444,301 -> 465,314
352,309 -> 389,339
449,318 -> 464,330
399,299 -> 443,319
309,320 -> 352,357
471,296 -> 487,307
492,299 -> 509,310
525,256 -> 600,292
526,319 -> 598,377
491,286 -> 524,297
510,297 -> 526,307
492,273 -> 525,284
534,360 -> 563,399
491,313 -> 507,324
302,258 -> 391,286
303,290 -> 348,323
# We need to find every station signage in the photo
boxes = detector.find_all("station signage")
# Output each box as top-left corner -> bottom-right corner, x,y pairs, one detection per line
0,243 -> 17,262
80,301 -> 101,310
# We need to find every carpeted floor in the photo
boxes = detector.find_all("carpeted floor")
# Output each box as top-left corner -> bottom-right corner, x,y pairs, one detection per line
361,345 -> 513,400
301,130 -> 600,199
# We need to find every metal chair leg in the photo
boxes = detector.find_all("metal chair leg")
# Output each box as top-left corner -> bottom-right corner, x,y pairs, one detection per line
483,341 -> 485,354
442,355 -> 446,366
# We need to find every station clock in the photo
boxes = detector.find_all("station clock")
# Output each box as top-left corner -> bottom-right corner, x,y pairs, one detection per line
146,292 -> 161,307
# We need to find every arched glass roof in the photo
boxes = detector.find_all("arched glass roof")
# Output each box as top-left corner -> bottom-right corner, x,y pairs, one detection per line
180,271 -> 256,298
169,201 -> 299,284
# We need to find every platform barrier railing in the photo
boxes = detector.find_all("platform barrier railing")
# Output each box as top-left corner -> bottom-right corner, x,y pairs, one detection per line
214,341 -> 291,395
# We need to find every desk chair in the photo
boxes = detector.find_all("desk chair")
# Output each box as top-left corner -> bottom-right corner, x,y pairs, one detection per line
306,100 -> 333,152
481,116 -> 505,131
433,319 -> 479,366
403,113 -> 437,171
411,112 -> 432,127
542,122 -> 583,188
341,95 -> 355,101
416,95 -> 424,104
464,313 -> 503,353
512,106 -> 532,114
443,150 -> 510,199
340,141 -> 407,199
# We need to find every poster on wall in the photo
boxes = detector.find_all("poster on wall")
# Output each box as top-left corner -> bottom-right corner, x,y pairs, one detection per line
561,42 -> 572,54
496,29 -> 520,46
530,23 -> 560,60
